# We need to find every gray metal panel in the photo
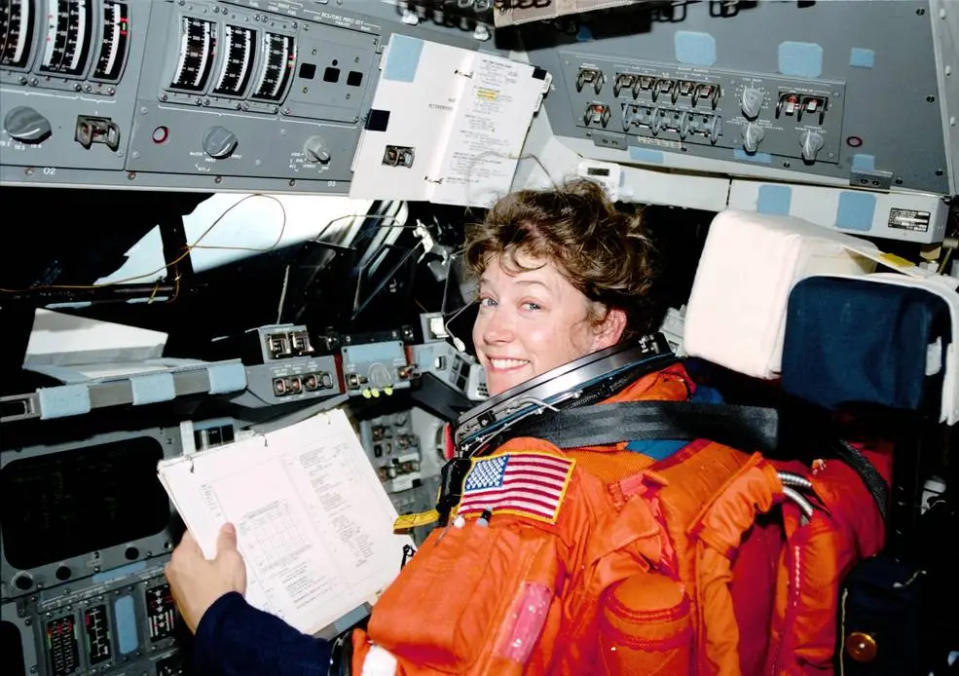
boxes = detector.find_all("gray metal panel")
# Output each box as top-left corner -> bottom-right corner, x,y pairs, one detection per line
0,426 -> 182,602
0,0 -> 488,193
531,0 -> 951,194
2,557 -> 182,676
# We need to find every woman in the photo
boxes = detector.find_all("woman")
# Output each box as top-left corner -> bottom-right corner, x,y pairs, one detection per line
167,180 -> 739,674
465,179 -> 660,398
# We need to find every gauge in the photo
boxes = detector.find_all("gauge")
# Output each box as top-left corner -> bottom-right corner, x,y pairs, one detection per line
0,0 -> 35,68
251,32 -> 295,102
212,24 -> 255,96
39,0 -> 92,75
170,16 -> 216,91
93,1 -> 128,80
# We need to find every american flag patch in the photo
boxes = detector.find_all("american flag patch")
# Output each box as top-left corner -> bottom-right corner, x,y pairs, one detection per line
456,452 -> 575,524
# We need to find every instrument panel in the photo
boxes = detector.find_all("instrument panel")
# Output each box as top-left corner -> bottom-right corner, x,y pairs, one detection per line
0,0 -> 954,202
0,0 -> 384,192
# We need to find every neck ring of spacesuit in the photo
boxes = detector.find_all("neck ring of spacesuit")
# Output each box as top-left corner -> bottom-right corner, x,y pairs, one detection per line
454,333 -> 675,457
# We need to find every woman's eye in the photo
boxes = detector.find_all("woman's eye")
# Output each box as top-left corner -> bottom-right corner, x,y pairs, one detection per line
521,301 -> 542,311
478,297 -> 496,308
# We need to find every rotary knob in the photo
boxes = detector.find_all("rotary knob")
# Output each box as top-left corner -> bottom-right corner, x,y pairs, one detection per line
202,126 -> 238,159
740,86 -> 764,120
4,106 -> 52,143
800,130 -> 824,162
743,122 -> 765,153
304,136 -> 331,164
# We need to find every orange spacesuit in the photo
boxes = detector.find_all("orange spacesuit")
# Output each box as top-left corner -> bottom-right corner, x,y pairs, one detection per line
352,364 -> 889,675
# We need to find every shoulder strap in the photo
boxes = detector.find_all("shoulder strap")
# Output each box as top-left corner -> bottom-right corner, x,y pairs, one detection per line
509,401 -> 780,454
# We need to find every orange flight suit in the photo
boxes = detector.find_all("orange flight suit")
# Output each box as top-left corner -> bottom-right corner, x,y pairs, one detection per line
352,364 -> 888,675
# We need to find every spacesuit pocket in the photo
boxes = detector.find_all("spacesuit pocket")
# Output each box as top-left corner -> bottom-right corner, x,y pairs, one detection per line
368,521 -> 553,672
598,572 -> 692,675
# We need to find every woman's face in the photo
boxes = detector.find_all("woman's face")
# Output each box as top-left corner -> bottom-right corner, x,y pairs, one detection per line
472,252 -> 624,396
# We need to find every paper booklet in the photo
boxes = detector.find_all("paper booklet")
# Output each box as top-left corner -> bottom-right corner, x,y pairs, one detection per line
157,409 -> 412,635
349,34 -> 552,208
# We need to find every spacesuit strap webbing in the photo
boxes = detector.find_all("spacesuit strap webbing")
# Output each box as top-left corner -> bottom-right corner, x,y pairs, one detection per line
512,401 -> 780,453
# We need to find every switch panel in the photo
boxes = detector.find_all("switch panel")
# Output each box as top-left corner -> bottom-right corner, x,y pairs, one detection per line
562,53 -> 845,165
0,0 -> 382,192
360,412 -> 422,493
2,557 -> 183,676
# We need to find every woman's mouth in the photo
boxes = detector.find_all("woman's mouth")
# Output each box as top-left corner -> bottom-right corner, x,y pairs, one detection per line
487,357 -> 530,371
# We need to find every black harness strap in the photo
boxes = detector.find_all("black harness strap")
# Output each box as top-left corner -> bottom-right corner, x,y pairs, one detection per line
508,401 -> 781,454
835,440 -> 890,521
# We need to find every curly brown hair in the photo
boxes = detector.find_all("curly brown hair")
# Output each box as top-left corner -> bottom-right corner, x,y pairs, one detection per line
464,179 -> 661,341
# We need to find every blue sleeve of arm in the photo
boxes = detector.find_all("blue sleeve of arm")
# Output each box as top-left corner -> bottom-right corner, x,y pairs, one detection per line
193,592 -> 333,676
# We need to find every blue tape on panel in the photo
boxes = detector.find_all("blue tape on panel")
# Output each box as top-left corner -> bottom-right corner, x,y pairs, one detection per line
207,362 -> 247,395
130,372 -> 176,405
674,31 -> 716,66
778,41 -> 823,78
38,384 -> 91,419
577,25 -> 594,42
114,595 -> 139,654
733,149 -> 772,164
836,191 -> 876,232
383,35 -> 424,82
851,154 -> 876,172
757,184 -> 792,215
93,561 -> 147,585
628,146 -> 665,164
849,48 -> 875,68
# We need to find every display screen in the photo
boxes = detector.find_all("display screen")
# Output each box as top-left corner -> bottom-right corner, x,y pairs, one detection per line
2,437 -> 169,569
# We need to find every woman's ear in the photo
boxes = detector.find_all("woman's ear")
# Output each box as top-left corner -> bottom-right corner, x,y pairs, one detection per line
592,307 -> 627,351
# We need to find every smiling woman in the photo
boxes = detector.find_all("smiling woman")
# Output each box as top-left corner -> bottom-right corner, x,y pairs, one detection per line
465,179 -> 661,395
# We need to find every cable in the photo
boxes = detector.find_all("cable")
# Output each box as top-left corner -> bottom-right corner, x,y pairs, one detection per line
0,193 -> 287,292
0,200 -> 407,296
311,212 -> 406,246
189,194 -> 287,252
276,264 -> 291,323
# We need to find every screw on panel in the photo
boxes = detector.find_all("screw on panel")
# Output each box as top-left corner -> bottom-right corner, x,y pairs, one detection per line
127,171 -> 137,180
783,161 -> 791,168
916,7 -> 925,15
24,167 -> 33,175
160,94 -> 168,101
289,179 -> 296,186
215,176 -> 222,183
927,95 -> 936,102
936,169 -> 944,175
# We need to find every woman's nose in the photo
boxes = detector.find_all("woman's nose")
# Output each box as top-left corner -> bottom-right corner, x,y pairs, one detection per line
482,307 -> 514,344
